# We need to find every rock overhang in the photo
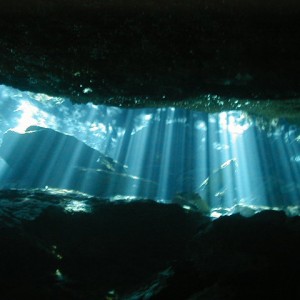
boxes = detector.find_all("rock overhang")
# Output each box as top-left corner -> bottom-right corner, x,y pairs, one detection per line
0,0 -> 300,121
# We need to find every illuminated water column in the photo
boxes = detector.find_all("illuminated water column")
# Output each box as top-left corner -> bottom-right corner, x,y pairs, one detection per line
0,157 -> 9,186
288,131 -> 300,205
182,110 -> 196,195
203,113 -> 222,207
266,129 -> 300,207
4,84 -> 299,208
55,108 -> 98,190
192,114 -> 209,198
238,123 -> 268,206
142,112 -> 165,199
37,134 -> 69,188
217,112 -> 237,208
114,110 -> 136,166
156,108 -> 177,200
110,109 -> 154,197
125,113 -> 153,197
226,112 -> 266,207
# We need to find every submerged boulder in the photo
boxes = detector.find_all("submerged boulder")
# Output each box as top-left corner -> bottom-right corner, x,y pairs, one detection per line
1,189 -> 300,299
173,192 -> 210,215
0,126 -> 157,197
136,210 -> 300,299
0,189 -> 204,299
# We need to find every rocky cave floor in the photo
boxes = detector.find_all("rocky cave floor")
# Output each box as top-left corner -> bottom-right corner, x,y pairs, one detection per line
1,188 -> 300,300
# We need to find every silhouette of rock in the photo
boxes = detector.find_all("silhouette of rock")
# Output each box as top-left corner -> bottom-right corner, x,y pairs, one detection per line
2,189 -> 299,299
0,1 -> 300,122
0,189 -> 203,299
0,126 -> 157,197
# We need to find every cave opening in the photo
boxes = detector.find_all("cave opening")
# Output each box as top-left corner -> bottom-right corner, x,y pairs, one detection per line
1,84 -> 299,217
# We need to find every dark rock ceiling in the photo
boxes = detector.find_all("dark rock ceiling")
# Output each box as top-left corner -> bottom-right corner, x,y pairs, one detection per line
0,1 -> 300,121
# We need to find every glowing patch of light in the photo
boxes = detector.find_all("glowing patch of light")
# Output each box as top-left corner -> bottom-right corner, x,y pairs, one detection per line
291,156 -> 300,162
26,91 -> 65,104
195,120 -> 207,131
64,200 -> 91,213
83,87 -> 93,94
55,269 -> 64,281
209,115 -> 217,123
213,142 -> 229,151
110,195 -> 138,202
228,118 -> 250,135
182,205 -> 192,210
51,245 -> 63,260
131,112 -> 154,135
219,111 -> 251,142
210,211 -> 223,218
90,122 -> 107,133
13,100 -> 51,133
144,114 -> 152,121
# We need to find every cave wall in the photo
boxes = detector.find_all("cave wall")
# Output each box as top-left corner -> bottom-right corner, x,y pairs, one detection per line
0,1 -> 300,120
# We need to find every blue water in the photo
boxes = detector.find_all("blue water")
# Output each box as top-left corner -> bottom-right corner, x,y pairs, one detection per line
1,85 -> 300,211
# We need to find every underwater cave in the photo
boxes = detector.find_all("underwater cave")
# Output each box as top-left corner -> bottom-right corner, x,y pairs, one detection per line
1,1 -> 300,299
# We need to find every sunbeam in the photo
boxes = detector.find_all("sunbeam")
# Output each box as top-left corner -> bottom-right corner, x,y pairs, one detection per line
0,85 -> 300,216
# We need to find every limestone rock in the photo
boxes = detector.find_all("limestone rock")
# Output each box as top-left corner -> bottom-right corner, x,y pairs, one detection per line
0,1 -> 299,121
0,126 -> 156,197
0,189 -> 202,299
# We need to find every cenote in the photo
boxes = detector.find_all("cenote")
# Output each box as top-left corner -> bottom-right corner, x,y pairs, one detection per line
1,1 -> 300,300
1,86 -> 300,300
1,84 -> 300,214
